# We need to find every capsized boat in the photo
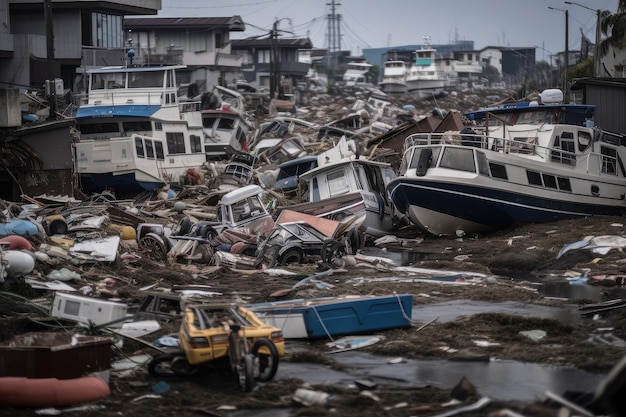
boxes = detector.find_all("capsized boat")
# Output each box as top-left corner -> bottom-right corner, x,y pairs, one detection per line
247,294 -> 413,339
386,89 -> 626,237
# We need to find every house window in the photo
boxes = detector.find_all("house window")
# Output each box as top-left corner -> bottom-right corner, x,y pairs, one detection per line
258,49 -> 271,63
154,122 -> 163,131
166,132 -> 186,154
215,33 -> 223,49
91,13 -> 123,48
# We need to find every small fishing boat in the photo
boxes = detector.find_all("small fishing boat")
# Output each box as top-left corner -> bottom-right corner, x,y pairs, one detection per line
247,294 -> 413,339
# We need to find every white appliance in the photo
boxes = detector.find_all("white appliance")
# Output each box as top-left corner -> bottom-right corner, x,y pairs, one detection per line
50,292 -> 127,328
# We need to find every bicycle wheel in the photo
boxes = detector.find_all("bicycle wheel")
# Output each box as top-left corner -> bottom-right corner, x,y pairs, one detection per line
251,339 -> 279,382
234,354 -> 256,392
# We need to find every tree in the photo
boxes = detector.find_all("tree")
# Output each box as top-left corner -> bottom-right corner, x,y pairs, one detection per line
568,56 -> 594,79
599,0 -> 626,57
483,64 -> 501,86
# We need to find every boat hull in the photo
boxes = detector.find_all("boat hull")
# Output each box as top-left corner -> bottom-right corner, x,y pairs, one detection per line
406,79 -> 445,99
379,81 -> 407,95
388,178 -> 626,236
248,294 -> 413,339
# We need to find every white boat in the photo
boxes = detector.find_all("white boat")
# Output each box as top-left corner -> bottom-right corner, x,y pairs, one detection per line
405,37 -> 446,99
379,60 -> 409,95
73,66 -> 252,197
343,62 -> 373,87
296,137 -> 397,239
201,85 -> 254,160
74,65 -> 208,196
386,89 -> 626,237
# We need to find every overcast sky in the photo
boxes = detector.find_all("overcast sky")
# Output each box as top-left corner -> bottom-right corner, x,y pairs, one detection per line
154,0 -> 619,60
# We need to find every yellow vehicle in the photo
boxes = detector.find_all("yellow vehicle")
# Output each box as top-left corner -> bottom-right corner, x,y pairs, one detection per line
148,303 -> 284,392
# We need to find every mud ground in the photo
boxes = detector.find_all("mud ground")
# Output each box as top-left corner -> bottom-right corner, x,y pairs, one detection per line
2,215 -> 626,416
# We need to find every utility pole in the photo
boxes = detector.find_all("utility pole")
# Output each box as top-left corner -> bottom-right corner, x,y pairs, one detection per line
44,0 -> 57,114
565,2 -> 602,77
549,6 -> 569,102
326,0 -> 341,86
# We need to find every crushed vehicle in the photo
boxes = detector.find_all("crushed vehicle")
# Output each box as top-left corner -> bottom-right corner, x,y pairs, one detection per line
147,303 -> 284,392
137,185 -> 274,260
254,209 -> 351,268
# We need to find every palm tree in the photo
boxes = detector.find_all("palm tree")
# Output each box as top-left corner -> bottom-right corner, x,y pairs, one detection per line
599,0 -> 626,56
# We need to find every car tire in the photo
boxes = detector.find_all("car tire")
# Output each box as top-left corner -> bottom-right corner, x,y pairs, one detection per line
280,248 -> 302,265
139,232 -> 169,260
173,216 -> 192,236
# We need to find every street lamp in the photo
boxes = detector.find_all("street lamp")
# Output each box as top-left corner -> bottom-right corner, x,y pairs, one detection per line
565,1 -> 601,77
548,6 -> 569,102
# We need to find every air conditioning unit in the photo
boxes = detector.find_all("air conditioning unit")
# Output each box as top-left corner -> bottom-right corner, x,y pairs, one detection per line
50,292 -> 128,328
44,78 -> 64,96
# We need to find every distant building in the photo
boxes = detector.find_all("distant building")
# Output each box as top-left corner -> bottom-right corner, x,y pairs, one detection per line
123,16 -> 246,92
231,37 -> 313,96
0,0 -> 160,94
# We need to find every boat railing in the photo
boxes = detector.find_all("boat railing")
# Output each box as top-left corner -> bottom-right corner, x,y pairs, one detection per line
405,131 -> 547,156
405,132 -> 619,174
85,88 -> 178,107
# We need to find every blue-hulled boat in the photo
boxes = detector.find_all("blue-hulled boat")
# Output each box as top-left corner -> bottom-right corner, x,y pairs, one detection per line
247,294 -> 413,339
386,89 -> 626,237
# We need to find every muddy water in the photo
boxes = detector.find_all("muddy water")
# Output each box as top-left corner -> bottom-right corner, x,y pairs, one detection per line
277,351 -> 605,403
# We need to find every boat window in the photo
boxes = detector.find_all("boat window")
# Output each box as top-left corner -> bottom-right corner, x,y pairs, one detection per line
166,132 -> 186,154
145,140 -> 155,159
128,71 -> 163,88
601,146 -> 618,174
135,137 -> 145,158
217,118 -> 235,131
153,141 -> 164,160
409,147 -> 440,170
91,73 -> 125,90
551,132 -> 576,165
516,110 -> 552,125
558,177 -> 571,191
311,178 -> 319,202
326,169 -> 350,196
79,122 -> 119,134
476,152 -> 490,176
122,121 -> 152,132
202,116 -> 217,129
578,131 -> 591,152
527,170 -> 542,186
439,147 -> 476,172
236,127 -> 247,146
489,163 -> 507,179
190,135 -> 203,153
542,174 -> 557,189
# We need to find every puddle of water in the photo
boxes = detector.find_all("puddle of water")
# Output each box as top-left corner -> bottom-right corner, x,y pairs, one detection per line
276,351 -> 606,404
